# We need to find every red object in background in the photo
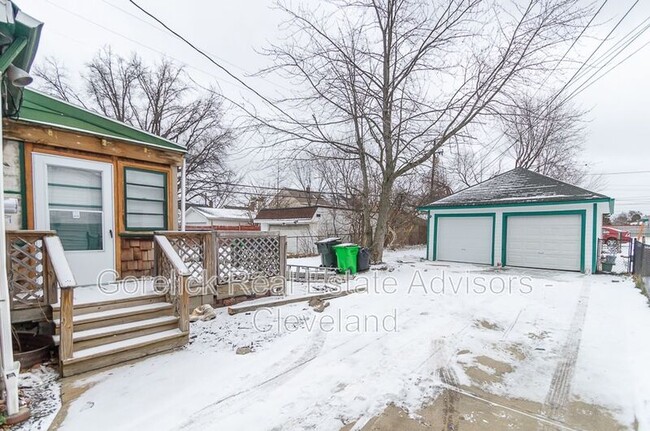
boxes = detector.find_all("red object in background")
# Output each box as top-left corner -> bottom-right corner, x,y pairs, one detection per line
602,226 -> 631,244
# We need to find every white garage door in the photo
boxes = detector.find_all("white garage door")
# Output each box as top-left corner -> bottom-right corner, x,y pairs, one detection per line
436,216 -> 493,265
505,214 -> 582,271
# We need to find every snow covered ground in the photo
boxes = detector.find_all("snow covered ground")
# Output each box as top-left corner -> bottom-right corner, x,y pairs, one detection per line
30,247 -> 650,430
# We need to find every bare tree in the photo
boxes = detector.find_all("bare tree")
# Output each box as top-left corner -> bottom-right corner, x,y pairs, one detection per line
32,57 -> 88,108
502,93 -> 587,184
34,48 -> 236,205
253,0 -> 594,261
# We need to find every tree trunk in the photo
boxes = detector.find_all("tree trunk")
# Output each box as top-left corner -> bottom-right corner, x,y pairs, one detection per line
371,177 -> 394,262
358,151 -> 373,248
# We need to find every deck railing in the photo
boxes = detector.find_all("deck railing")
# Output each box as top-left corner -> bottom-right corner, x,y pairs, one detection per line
45,236 -> 78,361
7,231 -> 77,360
155,231 -> 287,288
6,230 -> 63,310
153,235 -> 191,332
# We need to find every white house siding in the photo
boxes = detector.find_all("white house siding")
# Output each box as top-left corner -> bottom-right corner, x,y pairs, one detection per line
185,209 -> 210,226
259,208 -> 356,255
185,207 -> 253,228
3,140 -> 23,230
274,224 -> 315,255
427,201 -> 608,274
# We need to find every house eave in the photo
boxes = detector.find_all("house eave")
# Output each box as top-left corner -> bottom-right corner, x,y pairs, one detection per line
418,197 -> 613,211
254,218 -> 313,225
8,118 -> 186,154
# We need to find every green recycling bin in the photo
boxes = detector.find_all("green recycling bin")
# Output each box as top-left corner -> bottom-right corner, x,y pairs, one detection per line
333,243 -> 360,274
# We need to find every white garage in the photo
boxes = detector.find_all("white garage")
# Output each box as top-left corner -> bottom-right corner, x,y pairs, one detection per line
421,168 -> 613,273
435,215 -> 494,265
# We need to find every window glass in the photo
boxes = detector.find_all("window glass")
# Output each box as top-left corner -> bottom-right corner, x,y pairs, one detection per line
124,168 -> 167,230
50,211 -> 103,251
47,165 -> 104,251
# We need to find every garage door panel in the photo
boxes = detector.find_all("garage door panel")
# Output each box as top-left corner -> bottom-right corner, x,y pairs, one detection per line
436,216 -> 493,265
506,214 -> 582,271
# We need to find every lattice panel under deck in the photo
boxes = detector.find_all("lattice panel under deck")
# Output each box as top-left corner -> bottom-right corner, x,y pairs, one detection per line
7,236 -> 46,308
216,236 -> 280,285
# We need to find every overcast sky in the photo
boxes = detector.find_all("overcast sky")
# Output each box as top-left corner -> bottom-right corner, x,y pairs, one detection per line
19,0 -> 650,215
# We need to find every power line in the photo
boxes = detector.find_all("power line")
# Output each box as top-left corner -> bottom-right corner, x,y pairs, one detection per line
480,1 -> 643,173
552,0 -> 640,105
565,37 -> 650,100
128,0 -> 298,123
588,170 -> 650,176
572,15 -> 650,83
42,0 -> 238,93
100,0 -> 293,94
532,0 -> 609,95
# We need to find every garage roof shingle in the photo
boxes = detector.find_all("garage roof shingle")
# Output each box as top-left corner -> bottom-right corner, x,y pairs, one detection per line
422,168 -> 610,209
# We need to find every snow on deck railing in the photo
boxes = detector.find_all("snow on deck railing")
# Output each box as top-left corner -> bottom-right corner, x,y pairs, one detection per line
154,235 -> 191,332
42,236 -> 76,288
154,235 -> 191,277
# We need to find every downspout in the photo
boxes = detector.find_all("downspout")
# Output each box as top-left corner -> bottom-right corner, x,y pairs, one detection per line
180,157 -> 186,231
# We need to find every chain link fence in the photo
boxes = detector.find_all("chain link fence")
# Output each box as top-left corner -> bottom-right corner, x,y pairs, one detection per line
285,234 -> 353,257
597,239 -> 633,274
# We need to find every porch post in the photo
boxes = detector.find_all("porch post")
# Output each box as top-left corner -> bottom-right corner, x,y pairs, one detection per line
0,89 -> 21,416
180,158 -> 186,231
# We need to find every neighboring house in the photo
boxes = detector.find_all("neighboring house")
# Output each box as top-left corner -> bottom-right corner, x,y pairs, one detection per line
419,168 -> 613,273
185,206 -> 257,230
267,187 -> 332,208
255,206 -> 354,255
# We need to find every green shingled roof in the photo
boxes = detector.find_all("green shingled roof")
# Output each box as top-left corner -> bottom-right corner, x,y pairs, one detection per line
15,89 -> 185,153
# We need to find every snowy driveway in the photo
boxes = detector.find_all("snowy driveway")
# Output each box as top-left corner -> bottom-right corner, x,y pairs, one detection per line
49,247 -> 650,430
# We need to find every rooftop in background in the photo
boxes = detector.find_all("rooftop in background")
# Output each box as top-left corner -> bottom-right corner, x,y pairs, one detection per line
13,89 -> 186,153
269,187 -> 332,208
189,206 -> 252,221
255,206 -> 318,221
421,168 -> 611,209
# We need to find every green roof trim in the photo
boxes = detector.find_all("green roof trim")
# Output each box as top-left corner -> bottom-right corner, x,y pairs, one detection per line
15,89 -> 186,153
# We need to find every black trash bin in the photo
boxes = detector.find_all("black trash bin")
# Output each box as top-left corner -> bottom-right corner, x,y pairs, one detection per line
357,247 -> 370,272
315,237 -> 341,267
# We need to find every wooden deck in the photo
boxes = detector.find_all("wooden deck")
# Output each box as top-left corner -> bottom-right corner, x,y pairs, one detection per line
52,293 -> 187,377
7,230 -> 287,376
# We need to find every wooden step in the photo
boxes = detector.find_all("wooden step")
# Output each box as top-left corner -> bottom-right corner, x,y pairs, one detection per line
61,329 -> 189,377
53,316 -> 180,352
54,303 -> 174,333
52,294 -> 167,319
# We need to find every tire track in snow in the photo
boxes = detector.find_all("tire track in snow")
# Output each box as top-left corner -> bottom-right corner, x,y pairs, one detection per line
181,329 -> 329,429
539,280 -> 591,428
439,367 -> 461,431
502,308 -> 525,340
182,306 -> 428,429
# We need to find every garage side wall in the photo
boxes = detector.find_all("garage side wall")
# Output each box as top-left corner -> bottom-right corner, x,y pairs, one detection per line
426,201 -> 608,273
